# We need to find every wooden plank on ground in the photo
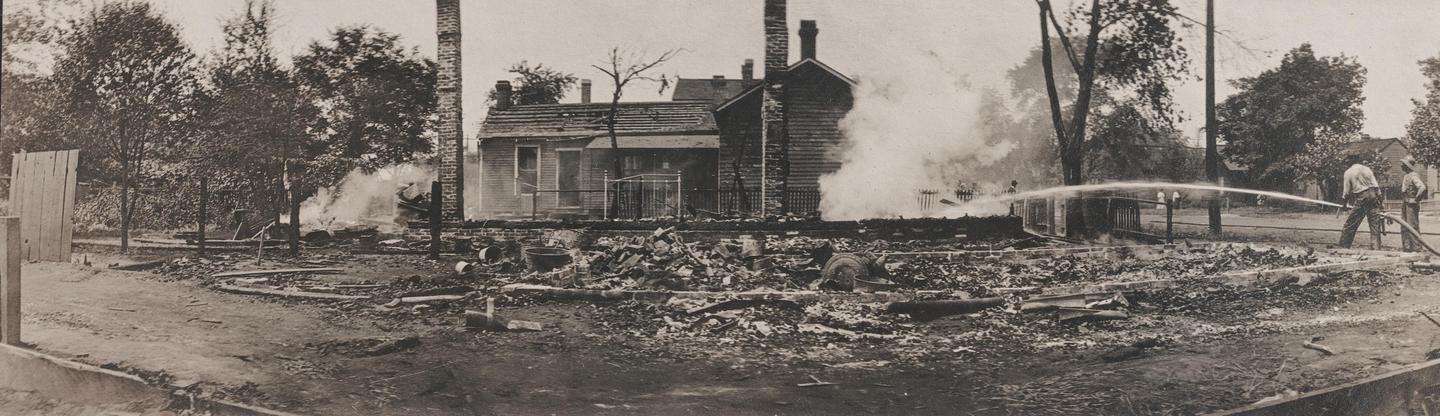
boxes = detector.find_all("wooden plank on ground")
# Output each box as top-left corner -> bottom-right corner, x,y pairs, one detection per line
500,283 -> 917,303
1,217 -> 20,345
1039,254 -> 1424,296
213,284 -> 369,301
211,268 -> 345,278
1210,358 -> 1440,416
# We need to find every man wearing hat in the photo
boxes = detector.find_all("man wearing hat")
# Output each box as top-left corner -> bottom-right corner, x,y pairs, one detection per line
1400,156 -> 1428,252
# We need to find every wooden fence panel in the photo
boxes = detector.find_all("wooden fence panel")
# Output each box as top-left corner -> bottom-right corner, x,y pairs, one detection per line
8,150 -> 79,262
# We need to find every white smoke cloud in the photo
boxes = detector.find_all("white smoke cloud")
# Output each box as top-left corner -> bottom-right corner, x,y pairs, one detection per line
818,51 -> 1015,220
298,164 -> 434,230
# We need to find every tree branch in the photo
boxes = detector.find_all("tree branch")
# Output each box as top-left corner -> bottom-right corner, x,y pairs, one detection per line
1043,2 -> 1083,74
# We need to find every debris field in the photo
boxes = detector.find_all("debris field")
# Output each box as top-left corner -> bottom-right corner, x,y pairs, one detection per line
77,226 -> 1438,415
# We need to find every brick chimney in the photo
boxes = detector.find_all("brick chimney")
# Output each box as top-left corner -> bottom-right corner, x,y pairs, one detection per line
799,20 -> 818,60
580,79 -> 591,104
742,59 -> 754,80
494,80 -> 512,111
760,0 -> 789,216
435,0 -> 464,221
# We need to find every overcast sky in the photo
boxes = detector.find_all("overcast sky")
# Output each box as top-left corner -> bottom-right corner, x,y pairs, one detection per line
43,0 -> 1440,144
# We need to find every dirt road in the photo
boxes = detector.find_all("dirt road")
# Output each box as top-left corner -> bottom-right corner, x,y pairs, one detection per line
9,246 -> 1439,415
1153,208 -> 1439,251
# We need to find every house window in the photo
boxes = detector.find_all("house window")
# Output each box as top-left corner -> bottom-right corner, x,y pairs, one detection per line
516,146 -> 539,195
623,155 -> 644,173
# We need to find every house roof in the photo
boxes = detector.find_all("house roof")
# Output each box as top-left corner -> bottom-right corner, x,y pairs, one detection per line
584,135 -> 718,149
478,101 -> 717,139
1343,138 -> 1402,155
714,59 -> 857,112
1186,145 -> 1249,171
671,78 -> 762,104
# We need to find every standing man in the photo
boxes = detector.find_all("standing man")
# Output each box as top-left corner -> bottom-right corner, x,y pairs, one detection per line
1400,156 -> 1428,252
1007,180 -> 1019,216
1338,162 -> 1385,249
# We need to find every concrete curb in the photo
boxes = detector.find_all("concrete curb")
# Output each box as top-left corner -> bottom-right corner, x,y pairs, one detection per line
0,343 -> 304,416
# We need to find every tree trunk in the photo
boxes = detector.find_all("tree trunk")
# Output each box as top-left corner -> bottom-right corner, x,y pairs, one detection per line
607,90 -> 624,216
288,186 -> 300,256
1061,152 -> 1087,237
119,155 -> 131,253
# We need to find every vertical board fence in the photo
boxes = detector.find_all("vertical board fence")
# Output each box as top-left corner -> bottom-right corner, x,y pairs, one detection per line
8,150 -> 79,262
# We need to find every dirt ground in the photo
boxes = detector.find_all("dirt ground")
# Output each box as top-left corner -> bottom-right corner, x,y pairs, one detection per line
6,236 -> 1439,415
1152,207 -> 1439,250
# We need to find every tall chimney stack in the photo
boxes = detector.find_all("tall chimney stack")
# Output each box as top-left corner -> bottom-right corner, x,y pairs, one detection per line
580,79 -> 591,104
435,0 -> 464,221
494,80 -> 512,111
742,59 -> 754,80
760,0 -> 789,216
799,20 -> 818,61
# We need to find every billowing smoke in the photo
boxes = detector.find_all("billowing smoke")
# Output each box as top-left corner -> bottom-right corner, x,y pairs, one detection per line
818,52 -> 1015,220
298,164 -> 434,230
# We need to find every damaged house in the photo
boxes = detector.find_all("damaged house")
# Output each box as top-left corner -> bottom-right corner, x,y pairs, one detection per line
476,8 -> 854,219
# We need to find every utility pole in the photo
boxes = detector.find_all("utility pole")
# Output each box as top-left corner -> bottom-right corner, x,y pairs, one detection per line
1205,0 -> 1222,235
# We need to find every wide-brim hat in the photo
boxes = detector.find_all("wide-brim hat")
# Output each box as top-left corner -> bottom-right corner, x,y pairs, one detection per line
1401,155 -> 1418,170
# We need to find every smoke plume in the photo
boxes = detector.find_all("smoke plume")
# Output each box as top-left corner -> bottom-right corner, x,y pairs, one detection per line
818,52 -> 1015,220
298,164 -> 434,230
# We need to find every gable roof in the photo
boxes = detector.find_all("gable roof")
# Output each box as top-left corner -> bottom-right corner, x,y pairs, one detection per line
714,59 -> 857,112
1344,138 -> 1402,155
479,101 -> 717,139
671,78 -> 762,104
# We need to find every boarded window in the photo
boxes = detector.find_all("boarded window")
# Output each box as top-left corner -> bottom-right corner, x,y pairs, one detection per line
516,146 -> 539,194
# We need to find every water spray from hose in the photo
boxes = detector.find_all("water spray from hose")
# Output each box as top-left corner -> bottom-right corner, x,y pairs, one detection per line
945,181 -> 1438,257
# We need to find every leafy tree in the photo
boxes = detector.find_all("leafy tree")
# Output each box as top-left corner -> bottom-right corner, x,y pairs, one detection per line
1085,98 -> 1188,181
1,0 -> 77,169
487,61 -> 578,106
52,1 -> 201,251
1406,54 -> 1440,168
1218,44 -> 1367,191
1269,131 -> 1389,202
293,26 -> 437,186
198,0 -> 315,253
1031,0 -> 1190,235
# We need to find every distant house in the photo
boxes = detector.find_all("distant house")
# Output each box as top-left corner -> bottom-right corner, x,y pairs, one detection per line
474,18 -> 855,219
708,56 -> 855,211
474,91 -> 718,218
1342,138 -> 1438,200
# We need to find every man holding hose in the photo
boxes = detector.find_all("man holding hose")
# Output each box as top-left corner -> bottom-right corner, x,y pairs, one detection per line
1400,156 -> 1428,252
1338,162 -> 1385,250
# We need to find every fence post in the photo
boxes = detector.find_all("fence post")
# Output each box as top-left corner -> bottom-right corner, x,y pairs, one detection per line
429,181 -> 442,260
198,177 -> 208,257
2,217 -> 20,346
602,171 -> 609,220
1166,201 -> 1174,244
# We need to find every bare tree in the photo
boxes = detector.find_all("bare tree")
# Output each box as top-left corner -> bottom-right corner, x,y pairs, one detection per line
591,47 -> 681,214
1032,0 -> 1188,236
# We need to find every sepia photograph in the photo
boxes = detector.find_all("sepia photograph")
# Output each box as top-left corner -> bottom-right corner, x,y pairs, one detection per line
1,0 -> 1439,414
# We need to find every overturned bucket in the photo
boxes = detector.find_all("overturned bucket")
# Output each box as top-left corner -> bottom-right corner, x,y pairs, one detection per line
522,247 -> 572,273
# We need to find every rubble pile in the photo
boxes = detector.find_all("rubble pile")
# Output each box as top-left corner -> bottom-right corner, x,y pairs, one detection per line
520,234 -> 1323,297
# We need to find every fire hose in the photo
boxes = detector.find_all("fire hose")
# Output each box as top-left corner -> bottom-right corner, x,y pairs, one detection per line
1373,212 -> 1440,257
